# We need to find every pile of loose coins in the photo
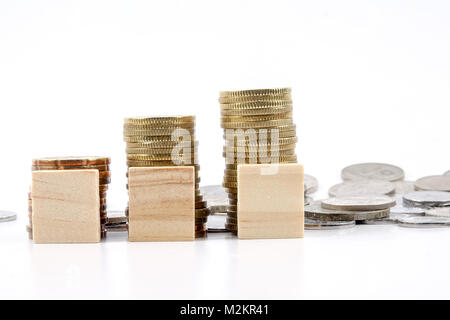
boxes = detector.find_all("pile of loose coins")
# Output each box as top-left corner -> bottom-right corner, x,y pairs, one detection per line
28,157 -> 111,239
305,163 -> 450,229
123,116 -> 209,237
219,88 -> 298,232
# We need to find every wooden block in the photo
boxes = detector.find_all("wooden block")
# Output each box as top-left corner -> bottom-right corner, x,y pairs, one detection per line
238,163 -> 304,239
128,166 -> 195,242
31,170 -> 100,243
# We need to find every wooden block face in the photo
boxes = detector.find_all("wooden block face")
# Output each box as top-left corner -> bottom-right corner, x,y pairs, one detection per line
31,170 -> 100,243
238,163 -> 304,239
128,166 -> 195,242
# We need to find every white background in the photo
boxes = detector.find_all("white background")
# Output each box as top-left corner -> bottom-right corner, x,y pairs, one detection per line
0,0 -> 449,299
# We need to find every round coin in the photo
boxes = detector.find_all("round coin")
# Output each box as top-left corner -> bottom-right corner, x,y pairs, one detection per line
200,185 -> 229,215
391,195 -> 425,215
305,200 -> 390,221
305,218 -> 356,230
32,156 -> 110,167
403,191 -> 450,208
328,180 -> 395,197
220,88 -> 291,98
415,175 -> 450,192
321,196 -> 396,211
124,116 -> 195,124
341,163 -> 404,182
398,216 -> 450,228
425,207 -> 450,218
0,211 -> 17,222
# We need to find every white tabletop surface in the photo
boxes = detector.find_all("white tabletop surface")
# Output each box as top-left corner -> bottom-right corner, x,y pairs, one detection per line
2,213 -> 450,300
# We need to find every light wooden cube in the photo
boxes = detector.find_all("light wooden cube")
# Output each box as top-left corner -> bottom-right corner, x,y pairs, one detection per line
31,170 -> 100,243
238,163 -> 304,239
128,166 -> 195,242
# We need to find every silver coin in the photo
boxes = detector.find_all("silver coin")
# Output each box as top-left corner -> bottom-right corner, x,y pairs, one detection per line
305,218 -> 356,230
444,171 -> 450,176
0,211 -> 17,222
304,174 -> 318,194
305,200 -> 390,221
321,196 -> 396,211
206,215 -> 229,232
393,180 -> 416,195
359,212 -> 418,225
105,223 -> 128,232
328,180 -> 394,197
403,191 -> 450,208
341,163 -> 404,182
398,216 -> 450,228
415,175 -> 450,192
425,207 -> 450,218
390,195 -> 425,215
200,185 -> 229,215
107,210 -> 128,224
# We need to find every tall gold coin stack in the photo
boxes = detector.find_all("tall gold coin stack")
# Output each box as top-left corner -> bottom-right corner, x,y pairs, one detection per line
219,88 -> 298,232
28,156 -> 111,239
123,116 -> 209,237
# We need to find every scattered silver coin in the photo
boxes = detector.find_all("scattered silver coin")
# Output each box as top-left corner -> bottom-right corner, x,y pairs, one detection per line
105,223 -> 128,232
0,211 -> 17,222
341,163 -> 404,182
425,207 -> 450,218
398,216 -> 450,228
304,174 -> 318,194
403,191 -> 450,208
200,185 -> 229,216
393,180 -> 416,195
206,215 -> 229,232
444,171 -> 450,176
107,210 -> 128,224
305,200 -> 390,221
391,195 -> 425,215
415,175 -> 450,192
359,212 -> 418,225
328,180 -> 395,197
305,218 -> 356,230
321,196 -> 396,211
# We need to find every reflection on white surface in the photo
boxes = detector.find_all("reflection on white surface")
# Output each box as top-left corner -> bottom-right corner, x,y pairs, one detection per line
3,214 -> 450,299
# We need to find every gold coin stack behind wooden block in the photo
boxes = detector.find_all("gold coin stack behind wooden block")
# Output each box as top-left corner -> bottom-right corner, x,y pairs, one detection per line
123,116 -> 209,237
219,88 -> 299,232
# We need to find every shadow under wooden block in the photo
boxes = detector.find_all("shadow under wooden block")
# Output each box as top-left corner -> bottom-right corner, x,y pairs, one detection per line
31,170 -> 101,244
128,166 -> 195,242
238,163 -> 304,239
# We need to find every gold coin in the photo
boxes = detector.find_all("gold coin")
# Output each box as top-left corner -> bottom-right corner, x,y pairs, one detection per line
126,147 -> 197,155
31,164 -> 110,171
222,149 -> 296,158
224,158 -> 297,169
126,140 -> 195,149
127,154 -> 196,161
224,136 -> 298,146
219,94 -> 291,104
32,156 -> 110,167
221,105 -> 293,116
219,88 -> 291,98
195,207 -> 210,218
223,144 -> 297,154
220,100 -> 292,110
223,130 -> 296,140
221,119 -> 293,129
124,135 -> 196,143
225,223 -> 237,231
229,199 -> 238,205
221,112 -> 293,124
124,116 -> 195,124
124,122 -> 195,130
124,128 -> 195,137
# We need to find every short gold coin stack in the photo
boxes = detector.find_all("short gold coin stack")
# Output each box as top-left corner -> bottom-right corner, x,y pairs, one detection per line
123,116 -> 209,237
28,156 -> 111,239
219,88 -> 298,232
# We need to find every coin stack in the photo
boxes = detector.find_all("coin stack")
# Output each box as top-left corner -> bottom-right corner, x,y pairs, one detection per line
28,157 -> 111,239
123,116 -> 209,237
219,88 -> 298,232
